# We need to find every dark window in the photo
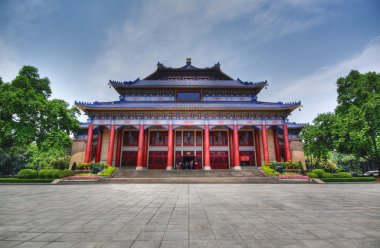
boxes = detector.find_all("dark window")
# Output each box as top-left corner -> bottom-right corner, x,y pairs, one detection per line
176,91 -> 201,101
149,131 -> 168,146
175,131 -> 182,146
239,131 -> 254,146
183,131 -> 194,146
210,131 -> 228,146
123,131 -> 138,146
196,131 -> 202,146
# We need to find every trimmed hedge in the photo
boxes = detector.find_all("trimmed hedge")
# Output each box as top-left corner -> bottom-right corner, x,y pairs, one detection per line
321,177 -> 375,182
311,169 -> 325,178
307,172 -> 318,178
17,169 -> 38,179
59,169 -> 75,178
38,169 -> 49,179
0,178 -> 53,183
336,172 -> 352,178
46,169 -> 61,179
322,172 -> 334,178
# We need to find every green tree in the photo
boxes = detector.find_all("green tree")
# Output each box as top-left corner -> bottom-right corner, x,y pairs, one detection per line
301,70 -> 380,174
0,66 -> 80,174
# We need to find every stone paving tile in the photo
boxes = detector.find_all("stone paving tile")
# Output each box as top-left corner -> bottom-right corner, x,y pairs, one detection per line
0,184 -> 380,248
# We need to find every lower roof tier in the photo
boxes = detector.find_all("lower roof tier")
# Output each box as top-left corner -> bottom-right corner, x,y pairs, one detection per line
75,100 -> 301,111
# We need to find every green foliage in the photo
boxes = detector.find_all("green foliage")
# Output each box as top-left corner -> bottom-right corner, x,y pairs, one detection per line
17,169 -> 38,179
48,156 -> 70,170
0,66 -> 80,174
59,169 -> 75,178
38,169 -> 49,179
301,71 -> 380,175
306,172 -> 318,178
311,169 -> 325,178
98,166 -> 116,177
76,163 -> 107,173
0,178 -> 53,183
46,169 -> 61,179
336,172 -> 353,178
261,166 -> 278,176
321,177 -> 375,182
322,172 -> 334,178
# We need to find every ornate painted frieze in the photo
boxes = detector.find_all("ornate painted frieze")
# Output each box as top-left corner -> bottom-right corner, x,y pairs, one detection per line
86,110 -> 290,120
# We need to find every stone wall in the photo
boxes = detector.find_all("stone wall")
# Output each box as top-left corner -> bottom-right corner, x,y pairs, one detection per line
290,140 -> 306,169
70,140 -> 86,168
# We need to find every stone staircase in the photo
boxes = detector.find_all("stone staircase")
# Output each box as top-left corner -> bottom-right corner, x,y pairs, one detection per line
102,168 -> 280,184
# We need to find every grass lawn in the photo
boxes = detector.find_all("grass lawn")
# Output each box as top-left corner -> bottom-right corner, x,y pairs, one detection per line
0,178 -> 54,183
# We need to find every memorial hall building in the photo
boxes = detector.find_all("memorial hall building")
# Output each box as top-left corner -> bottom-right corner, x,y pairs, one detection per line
71,59 -> 305,170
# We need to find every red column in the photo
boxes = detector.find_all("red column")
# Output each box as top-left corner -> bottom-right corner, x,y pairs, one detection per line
203,121 -> 211,170
95,127 -> 103,163
254,130 -> 262,167
229,131 -> 234,168
115,129 -> 123,167
233,122 -> 241,170
167,122 -> 174,170
143,129 -> 149,168
136,123 -> 144,170
84,124 -> 94,163
283,124 -> 291,162
273,129 -> 281,162
107,124 -> 115,166
261,124 -> 270,164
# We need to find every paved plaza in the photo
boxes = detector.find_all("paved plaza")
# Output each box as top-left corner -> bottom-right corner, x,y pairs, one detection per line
0,184 -> 379,248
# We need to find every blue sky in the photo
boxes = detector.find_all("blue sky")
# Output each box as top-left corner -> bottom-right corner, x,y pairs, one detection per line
1,0 -> 379,123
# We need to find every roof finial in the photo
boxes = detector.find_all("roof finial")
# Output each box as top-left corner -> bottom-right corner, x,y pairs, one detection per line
186,57 -> 191,65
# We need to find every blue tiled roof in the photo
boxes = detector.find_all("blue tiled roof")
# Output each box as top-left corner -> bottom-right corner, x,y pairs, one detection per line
109,79 -> 267,87
75,100 -> 301,110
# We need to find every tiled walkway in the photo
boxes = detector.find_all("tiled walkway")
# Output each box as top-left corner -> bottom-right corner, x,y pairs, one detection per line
0,184 -> 379,248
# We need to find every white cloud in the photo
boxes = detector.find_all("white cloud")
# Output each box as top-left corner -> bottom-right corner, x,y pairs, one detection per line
88,0 -> 332,100
267,36 -> 380,123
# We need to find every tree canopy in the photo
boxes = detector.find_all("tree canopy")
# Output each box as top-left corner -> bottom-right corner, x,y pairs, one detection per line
0,66 -> 80,174
301,70 -> 380,171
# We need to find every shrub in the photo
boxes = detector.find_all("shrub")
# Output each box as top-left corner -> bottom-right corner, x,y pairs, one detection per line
322,172 -> 334,178
46,169 -> 61,179
98,166 -> 116,177
264,162 -> 274,169
311,169 -> 325,178
48,156 -> 70,170
261,166 -> 278,176
17,169 -> 38,179
336,172 -> 352,178
77,163 -> 90,170
38,169 -> 49,179
321,177 -> 375,182
59,169 -> 75,178
307,172 -> 318,178
91,163 -> 107,174
297,161 -> 304,170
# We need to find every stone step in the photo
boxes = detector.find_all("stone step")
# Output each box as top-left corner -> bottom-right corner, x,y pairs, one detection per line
100,177 -> 280,184
113,168 -> 265,178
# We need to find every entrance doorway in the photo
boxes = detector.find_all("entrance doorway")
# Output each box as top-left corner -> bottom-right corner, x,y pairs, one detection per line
183,156 -> 195,170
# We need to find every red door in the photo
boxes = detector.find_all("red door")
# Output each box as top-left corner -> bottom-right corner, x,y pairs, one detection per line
239,151 -> 256,166
210,151 -> 229,169
148,151 -> 168,170
121,151 -> 138,167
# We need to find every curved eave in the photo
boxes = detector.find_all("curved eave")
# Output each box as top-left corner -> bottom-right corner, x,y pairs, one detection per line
75,105 -> 300,112
110,82 -> 268,89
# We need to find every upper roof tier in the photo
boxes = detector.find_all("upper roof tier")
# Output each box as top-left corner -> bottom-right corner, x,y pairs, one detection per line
144,58 -> 233,80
